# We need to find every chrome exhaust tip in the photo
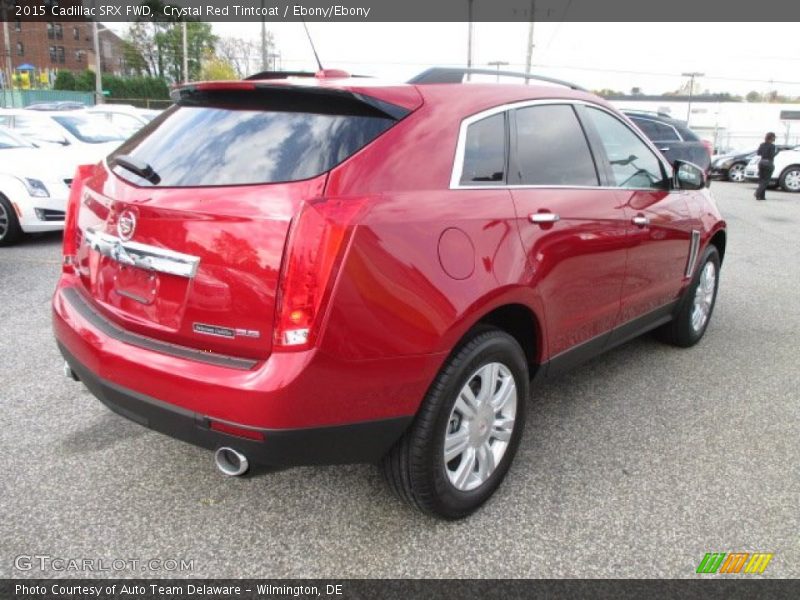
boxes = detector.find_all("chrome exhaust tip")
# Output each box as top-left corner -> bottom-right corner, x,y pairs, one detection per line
63,361 -> 79,381
214,447 -> 249,477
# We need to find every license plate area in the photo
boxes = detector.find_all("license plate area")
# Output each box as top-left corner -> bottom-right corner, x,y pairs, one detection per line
113,265 -> 158,305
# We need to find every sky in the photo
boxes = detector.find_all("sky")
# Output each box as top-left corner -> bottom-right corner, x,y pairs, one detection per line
108,22 -> 800,96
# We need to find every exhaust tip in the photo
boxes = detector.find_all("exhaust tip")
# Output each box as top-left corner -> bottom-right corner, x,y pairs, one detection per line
214,447 -> 249,477
63,361 -> 79,381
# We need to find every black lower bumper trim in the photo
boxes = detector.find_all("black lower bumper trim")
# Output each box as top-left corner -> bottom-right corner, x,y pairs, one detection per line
58,343 -> 412,467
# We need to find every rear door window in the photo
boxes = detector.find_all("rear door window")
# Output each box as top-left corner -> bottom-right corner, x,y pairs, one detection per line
459,113 -> 507,185
110,101 -> 397,187
630,117 -> 681,142
512,104 -> 599,186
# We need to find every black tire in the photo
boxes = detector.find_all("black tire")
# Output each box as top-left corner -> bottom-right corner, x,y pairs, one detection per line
381,328 -> 529,519
657,245 -> 721,347
778,166 -> 800,192
0,194 -> 24,247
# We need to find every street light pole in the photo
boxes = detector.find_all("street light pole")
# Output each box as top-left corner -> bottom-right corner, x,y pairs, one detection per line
1,1 -> 14,106
182,21 -> 189,84
524,0 -> 536,83
681,71 -> 704,125
466,0 -> 474,81
261,0 -> 268,71
91,12 -> 103,104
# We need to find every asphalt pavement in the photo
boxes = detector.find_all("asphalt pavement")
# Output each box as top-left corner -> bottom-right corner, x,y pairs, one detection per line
1,181 -> 798,578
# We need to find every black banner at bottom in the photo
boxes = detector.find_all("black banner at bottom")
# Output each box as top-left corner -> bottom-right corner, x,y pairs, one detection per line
2,579 -> 800,600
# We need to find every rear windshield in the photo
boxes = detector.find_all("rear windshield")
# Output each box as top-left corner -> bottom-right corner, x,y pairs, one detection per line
109,103 -> 396,187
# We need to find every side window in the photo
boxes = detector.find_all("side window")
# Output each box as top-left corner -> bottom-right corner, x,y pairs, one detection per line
459,113 -> 506,185
631,117 -> 680,142
513,104 -> 598,186
586,108 -> 667,190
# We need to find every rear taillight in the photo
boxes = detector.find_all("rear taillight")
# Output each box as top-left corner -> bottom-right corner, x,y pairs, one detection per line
62,164 -> 95,273
274,198 -> 367,351
701,140 -> 713,157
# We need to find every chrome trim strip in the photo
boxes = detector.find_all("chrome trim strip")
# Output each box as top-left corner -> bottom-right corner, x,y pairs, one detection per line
450,98 -> 673,191
84,228 -> 200,279
685,230 -> 701,278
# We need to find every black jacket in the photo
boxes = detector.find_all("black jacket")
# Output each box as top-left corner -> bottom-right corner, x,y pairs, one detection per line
758,142 -> 778,162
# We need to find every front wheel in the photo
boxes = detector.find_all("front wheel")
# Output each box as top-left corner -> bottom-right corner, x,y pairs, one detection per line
657,245 -> 720,347
381,328 -> 528,519
0,195 -> 24,247
779,167 -> 800,192
727,163 -> 746,183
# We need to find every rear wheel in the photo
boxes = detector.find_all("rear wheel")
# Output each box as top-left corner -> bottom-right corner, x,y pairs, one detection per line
779,166 -> 800,192
0,195 -> 24,247
657,245 -> 720,347
727,162 -> 746,183
381,328 -> 528,519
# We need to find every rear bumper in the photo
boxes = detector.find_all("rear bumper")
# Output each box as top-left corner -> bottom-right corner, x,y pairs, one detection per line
53,279 -> 445,466
59,342 -> 410,466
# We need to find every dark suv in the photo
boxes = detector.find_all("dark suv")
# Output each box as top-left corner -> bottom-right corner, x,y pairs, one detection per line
623,110 -> 712,176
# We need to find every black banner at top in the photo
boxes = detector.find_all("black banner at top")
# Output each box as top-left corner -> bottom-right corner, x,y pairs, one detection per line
3,0 -> 800,22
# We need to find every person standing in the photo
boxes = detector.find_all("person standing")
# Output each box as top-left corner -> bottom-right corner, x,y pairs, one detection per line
755,132 -> 778,201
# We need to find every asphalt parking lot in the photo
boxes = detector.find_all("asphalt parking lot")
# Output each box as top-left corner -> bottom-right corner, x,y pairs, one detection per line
1,181 -> 798,579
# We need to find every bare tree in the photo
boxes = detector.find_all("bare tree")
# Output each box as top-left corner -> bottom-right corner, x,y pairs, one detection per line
217,35 -> 273,78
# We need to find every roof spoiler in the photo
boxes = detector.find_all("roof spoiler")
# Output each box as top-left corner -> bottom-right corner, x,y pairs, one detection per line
408,67 -> 586,91
245,69 -> 366,81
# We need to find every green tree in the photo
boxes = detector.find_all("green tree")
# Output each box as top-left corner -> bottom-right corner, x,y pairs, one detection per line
746,91 -> 762,102
53,71 -> 77,91
199,56 -> 238,81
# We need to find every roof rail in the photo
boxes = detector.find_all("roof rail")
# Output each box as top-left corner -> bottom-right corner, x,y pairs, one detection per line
407,67 -> 586,91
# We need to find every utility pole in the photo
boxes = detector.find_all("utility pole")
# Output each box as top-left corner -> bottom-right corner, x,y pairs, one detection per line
466,0 -> 474,81
524,0 -> 535,83
91,9 -> 103,105
681,71 -> 704,125
261,0 -> 268,70
488,60 -> 509,83
182,21 -> 189,83
2,0 -> 15,105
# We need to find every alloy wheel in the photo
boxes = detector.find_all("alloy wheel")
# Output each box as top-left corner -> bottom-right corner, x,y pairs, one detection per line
444,362 -> 517,492
783,169 -> 800,192
728,163 -> 745,183
691,261 -> 716,333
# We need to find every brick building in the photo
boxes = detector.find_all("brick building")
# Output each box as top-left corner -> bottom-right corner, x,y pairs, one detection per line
1,14 -> 131,87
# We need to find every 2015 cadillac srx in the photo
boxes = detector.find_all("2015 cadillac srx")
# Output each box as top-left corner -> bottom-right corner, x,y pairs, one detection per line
53,68 -> 726,518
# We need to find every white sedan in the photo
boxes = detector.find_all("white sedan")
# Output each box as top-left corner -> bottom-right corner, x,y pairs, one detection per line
0,109 -> 125,163
0,127 -> 84,246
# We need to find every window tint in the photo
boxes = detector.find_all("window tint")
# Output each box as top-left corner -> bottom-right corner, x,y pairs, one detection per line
110,105 -> 396,187
630,117 -> 680,142
586,108 -> 667,189
513,104 -> 598,186
460,113 -> 506,185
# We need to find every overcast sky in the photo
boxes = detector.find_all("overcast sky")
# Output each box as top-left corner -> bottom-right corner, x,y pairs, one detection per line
110,22 -> 800,96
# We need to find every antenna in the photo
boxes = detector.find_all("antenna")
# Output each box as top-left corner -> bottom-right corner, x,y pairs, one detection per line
302,21 -> 324,71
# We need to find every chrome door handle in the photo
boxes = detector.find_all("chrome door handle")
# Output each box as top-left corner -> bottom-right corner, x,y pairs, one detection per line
658,147 -> 670,152
632,215 -> 650,227
529,213 -> 560,224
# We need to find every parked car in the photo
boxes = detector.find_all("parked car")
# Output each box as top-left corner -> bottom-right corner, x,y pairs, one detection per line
53,68 -> 726,518
0,109 -> 125,161
0,127 -> 80,246
622,110 -> 712,177
711,145 -> 795,182
744,147 -> 800,192
86,105 -> 154,137
25,101 -> 87,111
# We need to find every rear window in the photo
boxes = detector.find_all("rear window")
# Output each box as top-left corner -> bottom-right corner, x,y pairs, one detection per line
630,117 -> 681,142
110,102 -> 397,187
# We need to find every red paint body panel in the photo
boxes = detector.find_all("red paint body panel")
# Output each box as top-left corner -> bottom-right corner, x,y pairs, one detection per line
53,78 -> 726,443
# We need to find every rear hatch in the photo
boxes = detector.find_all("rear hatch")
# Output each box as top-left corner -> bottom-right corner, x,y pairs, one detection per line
72,82 -> 413,361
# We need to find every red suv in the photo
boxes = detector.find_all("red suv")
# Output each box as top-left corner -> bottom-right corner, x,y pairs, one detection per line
53,68 -> 726,518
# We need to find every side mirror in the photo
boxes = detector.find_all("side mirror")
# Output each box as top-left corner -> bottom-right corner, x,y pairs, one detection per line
674,160 -> 706,190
